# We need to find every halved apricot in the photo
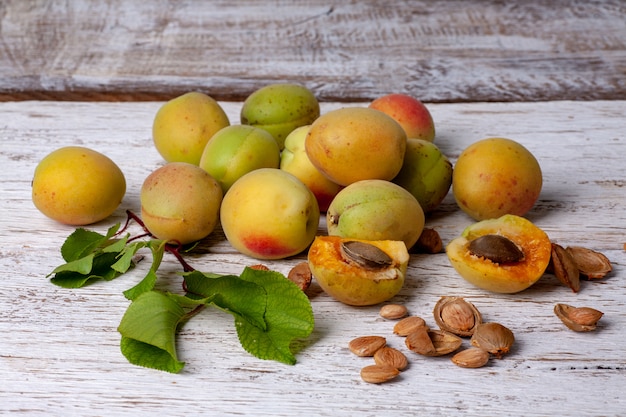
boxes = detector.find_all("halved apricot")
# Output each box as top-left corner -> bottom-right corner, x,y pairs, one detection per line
308,236 -> 409,306
446,215 -> 551,293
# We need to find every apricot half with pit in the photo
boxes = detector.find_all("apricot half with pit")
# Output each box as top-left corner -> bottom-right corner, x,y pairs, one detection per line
446,214 -> 551,293
308,236 -> 409,306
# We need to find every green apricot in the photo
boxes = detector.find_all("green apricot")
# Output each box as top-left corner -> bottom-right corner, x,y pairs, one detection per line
199,125 -> 281,194
393,139 -> 453,213
326,179 -> 425,249
240,83 -> 320,149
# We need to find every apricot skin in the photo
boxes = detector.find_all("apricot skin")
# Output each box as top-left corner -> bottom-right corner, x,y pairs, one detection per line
452,138 -> 542,221
220,168 -> 320,260
152,92 -> 230,165
393,139 -> 452,213
446,214 -> 551,293
327,179 -> 425,250
140,162 -> 222,245
240,83 -> 320,150
199,124 -> 280,194
280,125 -> 343,212
308,236 -> 409,306
32,146 -> 126,225
305,107 -> 407,186
369,93 -> 435,142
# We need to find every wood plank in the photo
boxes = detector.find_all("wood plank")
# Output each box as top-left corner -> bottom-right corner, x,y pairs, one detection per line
1,1 -> 625,102
1,100 -> 625,416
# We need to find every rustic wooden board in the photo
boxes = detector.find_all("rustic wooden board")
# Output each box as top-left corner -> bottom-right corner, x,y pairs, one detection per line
1,1 -> 625,102
1,100 -> 624,416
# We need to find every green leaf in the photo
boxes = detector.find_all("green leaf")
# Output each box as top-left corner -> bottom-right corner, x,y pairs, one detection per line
235,267 -> 315,365
118,291 -> 186,373
183,270 -> 268,331
122,240 -> 165,300
50,251 -> 121,288
111,240 -> 147,274
60,224 -> 119,262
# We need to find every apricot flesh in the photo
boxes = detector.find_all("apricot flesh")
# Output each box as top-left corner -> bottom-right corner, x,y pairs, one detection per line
446,214 -> 551,293
308,236 -> 409,306
140,162 -> 222,245
305,107 -> 407,186
453,137 -> 542,220
32,146 -> 126,225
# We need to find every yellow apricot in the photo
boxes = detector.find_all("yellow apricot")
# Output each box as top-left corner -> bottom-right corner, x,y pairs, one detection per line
305,107 -> 407,186
32,146 -> 126,225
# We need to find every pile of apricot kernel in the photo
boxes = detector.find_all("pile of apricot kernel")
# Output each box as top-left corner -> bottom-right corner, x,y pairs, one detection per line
446,214 -> 552,294
308,236 -> 409,306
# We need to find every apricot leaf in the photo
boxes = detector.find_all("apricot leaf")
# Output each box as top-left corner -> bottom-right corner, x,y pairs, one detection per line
118,290 -> 186,373
235,267 -> 314,365
183,270 -> 268,331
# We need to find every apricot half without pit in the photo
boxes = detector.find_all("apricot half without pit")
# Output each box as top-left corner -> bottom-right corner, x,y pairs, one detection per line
446,214 -> 551,293
308,236 -> 409,306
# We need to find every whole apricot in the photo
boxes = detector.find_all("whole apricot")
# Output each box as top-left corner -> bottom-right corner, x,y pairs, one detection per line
140,162 -> 222,244
240,83 -> 320,149
220,168 -> 320,260
393,139 -> 453,213
152,92 -> 230,165
446,214 -> 551,293
453,137 -> 542,220
326,179 -> 425,250
308,236 -> 409,306
199,125 -> 280,194
280,125 -> 343,212
369,93 -> 436,142
32,146 -> 126,225
305,107 -> 407,186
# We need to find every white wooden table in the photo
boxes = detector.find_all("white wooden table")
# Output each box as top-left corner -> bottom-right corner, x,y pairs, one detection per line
1,100 -> 624,417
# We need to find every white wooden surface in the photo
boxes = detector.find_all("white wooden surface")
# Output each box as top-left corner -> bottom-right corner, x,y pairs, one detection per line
1,100 -> 625,416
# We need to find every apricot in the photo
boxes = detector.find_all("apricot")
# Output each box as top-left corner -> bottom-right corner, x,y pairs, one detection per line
152,92 -> 230,165
446,214 -> 551,293
240,83 -> 320,149
369,93 -> 436,142
393,139 -> 453,213
199,125 -> 280,194
220,168 -> 320,260
326,179 -> 425,250
453,137 -> 542,220
305,107 -> 407,186
308,236 -> 409,306
140,162 -> 222,245
32,146 -> 126,225
280,125 -> 343,212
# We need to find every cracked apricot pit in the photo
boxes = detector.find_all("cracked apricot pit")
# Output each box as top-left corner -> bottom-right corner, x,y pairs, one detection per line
446,214 -> 551,293
308,236 -> 409,306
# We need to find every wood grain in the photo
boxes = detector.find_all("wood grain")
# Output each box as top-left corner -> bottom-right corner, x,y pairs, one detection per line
1,1 -> 625,102
1,100 -> 625,416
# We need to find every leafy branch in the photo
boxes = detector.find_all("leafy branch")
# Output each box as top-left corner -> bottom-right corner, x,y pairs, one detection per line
48,211 -> 315,373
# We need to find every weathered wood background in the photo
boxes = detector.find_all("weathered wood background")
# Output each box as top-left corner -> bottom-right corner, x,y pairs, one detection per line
1,0 -> 625,102
1,1 -> 626,416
